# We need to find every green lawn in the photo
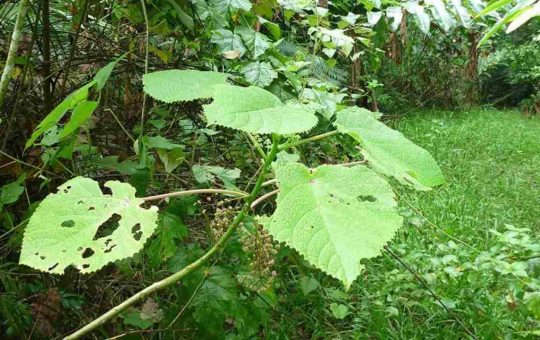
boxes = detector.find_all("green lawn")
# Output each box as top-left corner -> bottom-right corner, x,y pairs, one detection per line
272,109 -> 540,339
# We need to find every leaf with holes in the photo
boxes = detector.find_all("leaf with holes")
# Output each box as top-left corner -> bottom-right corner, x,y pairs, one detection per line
334,107 -> 445,190
265,163 -> 403,288
142,70 -> 230,103
19,177 -> 158,274
203,84 -> 318,134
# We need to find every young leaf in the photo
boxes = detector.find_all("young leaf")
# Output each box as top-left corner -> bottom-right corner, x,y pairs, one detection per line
203,84 -> 318,134
142,70 -> 229,103
265,163 -> 403,288
334,107 -> 445,190
19,178 -> 158,274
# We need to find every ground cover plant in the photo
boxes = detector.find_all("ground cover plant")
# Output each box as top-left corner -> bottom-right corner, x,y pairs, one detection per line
0,0 -> 539,338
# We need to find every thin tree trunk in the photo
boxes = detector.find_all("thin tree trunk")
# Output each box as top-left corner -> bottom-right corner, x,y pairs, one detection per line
42,0 -> 53,113
465,31 -> 479,105
0,0 -> 30,108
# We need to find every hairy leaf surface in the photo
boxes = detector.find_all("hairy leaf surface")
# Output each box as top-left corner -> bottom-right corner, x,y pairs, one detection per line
142,70 -> 229,103
265,163 -> 402,288
203,85 -> 318,134
20,178 -> 158,274
334,107 -> 445,190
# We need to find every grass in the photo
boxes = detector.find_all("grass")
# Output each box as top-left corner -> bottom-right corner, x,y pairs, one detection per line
271,109 -> 540,339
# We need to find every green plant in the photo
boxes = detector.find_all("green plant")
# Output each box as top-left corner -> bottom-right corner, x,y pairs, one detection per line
19,69 -> 444,337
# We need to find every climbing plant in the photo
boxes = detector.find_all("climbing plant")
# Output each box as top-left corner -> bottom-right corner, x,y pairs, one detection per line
20,69 -> 444,337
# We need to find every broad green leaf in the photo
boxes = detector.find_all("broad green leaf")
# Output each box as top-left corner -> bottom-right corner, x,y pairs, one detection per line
450,0 -> 472,28
192,266 -> 237,328
506,2 -> 540,33
157,147 -> 185,173
0,174 -> 26,212
92,156 -> 138,175
94,58 -> 122,90
146,211 -> 188,268
203,84 -> 318,134
330,303 -> 349,319
193,164 -> 241,188
236,26 -> 271,58
143,135 -> 183,150
404,2 -> 431,34
57,100 -> 98,139
426,0 -> 454,31
265,163 -> 402,288
165,0 -> 194,30
334,107 -> 445,190
258,17 -> 282,39
475,0 -> 513,17
217,0 -> 252,11
211,29 -> 247,57
19,177 -> 158,274
241,61 -> 277,87
142,70 -> 229,103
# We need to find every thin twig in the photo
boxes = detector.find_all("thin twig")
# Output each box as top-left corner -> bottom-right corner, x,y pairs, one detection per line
250,189 -> 279,210
143,189 -> 249,202
278,130 -> 339,151
384,246 -> 477,339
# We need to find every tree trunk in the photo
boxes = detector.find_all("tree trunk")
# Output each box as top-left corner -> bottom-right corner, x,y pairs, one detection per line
0,0 -> 30,109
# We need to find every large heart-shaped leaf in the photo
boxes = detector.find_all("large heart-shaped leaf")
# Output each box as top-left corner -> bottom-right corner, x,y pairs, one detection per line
20,177 -> 158,274
203,84 -> 318,134
334,107 -> 445,190
143,70 -> 229,103
265,163 -> 402,288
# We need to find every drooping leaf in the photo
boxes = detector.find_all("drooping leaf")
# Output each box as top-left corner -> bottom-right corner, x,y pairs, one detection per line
57,100 -> 98,140
142,70 -> 229,103
19,178 -> 158,274
450,0 -> 472,28
193,165 -> 241,188
265,163 -> 403,288
92,156 -> 138,175
25,83 -> 93,148
334,107 -> 445,190
143,135 -> 183,150
241,61 -> 277,87
405,2 -> 431,34
203,84 -> 318,134
426,0 -> 454,31
157,148 -> 185,173
506,2 -> 540,33
25,59 -> 120,148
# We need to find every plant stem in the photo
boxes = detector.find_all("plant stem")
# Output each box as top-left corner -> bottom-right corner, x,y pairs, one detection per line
143,188 -> 248,202
278,130 -> 339,151
138,0 -> 150,139
0,0 -> 30,108
250,189 -> 279,210
64,135 -> 280,339
246,132 -> 266,158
